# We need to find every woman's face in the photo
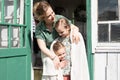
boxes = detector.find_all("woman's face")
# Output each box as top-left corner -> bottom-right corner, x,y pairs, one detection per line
44,7 -> 55,24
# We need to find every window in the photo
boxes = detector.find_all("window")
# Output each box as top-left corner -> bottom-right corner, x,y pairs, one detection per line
0,0 -> 24,24
98,0 -> 120,43
94,0 -> 120,52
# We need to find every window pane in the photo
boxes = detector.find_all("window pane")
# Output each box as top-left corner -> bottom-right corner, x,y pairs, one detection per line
11,27 -> 20,47
98,0 -> 119,21
0,26 -> 8,48
98,24 -> 109,42
111,23 -> 120,42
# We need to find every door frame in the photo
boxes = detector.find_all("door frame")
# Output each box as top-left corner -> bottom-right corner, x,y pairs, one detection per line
86,0 -> 94,80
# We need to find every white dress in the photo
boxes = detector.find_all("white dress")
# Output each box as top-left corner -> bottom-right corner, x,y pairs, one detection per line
41,52 -> 63,80
41,32 -> 90,80
51,32 -> 90,80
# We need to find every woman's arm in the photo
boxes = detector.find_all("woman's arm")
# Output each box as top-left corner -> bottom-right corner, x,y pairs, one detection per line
37,39 -> 60,69
37,39 -> 55,59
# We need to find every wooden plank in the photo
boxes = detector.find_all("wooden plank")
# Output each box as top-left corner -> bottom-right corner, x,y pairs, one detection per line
107,53 -> 118,80
94,53 -> 107,80
118,54 -> 120,80
0,55 -> 27,80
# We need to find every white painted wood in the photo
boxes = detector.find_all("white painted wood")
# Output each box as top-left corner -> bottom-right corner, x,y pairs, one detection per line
94,53 -> 107,80
118,0 -> 120,20
94,52 -> 120,80
95,46 -> 120,53
118,54 -> 120,80
91,0 -> 98,53
107,53 -> 118,80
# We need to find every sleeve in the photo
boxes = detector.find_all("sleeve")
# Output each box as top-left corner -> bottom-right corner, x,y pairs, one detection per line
35,24 -> 45,41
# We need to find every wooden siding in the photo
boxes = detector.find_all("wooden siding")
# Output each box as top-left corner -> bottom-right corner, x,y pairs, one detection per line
94,52 -> 120,80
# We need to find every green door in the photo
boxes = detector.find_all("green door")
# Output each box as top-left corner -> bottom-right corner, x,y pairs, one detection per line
0,0 -> 31,80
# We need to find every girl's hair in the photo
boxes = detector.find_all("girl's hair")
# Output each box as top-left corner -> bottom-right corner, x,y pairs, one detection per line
55,18 -> 70,29
33,0 -> 51,21
53,41 -> 65,54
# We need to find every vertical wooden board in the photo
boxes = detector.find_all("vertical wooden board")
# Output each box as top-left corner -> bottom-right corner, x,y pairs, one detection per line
94,53 -> 107,80
118,54 -> 120,80
0,58 -> 7,80
0,55 -> 27,80
7,56 -> 27,80
107,53 -> 118,80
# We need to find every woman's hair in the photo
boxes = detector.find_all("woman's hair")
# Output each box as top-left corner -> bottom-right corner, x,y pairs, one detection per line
33,0 -> 51,21
55,18 -> 70,29
53,41 -> 65,54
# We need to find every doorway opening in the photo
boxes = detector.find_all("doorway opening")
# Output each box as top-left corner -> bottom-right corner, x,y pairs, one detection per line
32,0 -> 86,79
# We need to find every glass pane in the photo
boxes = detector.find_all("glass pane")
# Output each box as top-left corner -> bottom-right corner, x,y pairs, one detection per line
4,0 -> 14,23
4,0 -> 21,24
111,23 -> 120,42
98,24 -> 109,42
17,0 -> 21,24
98,0 -> 118,21
0,26 -> 8,48
11,27 -> 20,47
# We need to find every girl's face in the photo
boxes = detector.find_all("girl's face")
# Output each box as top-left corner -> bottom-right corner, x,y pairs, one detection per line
56,47 -> 66,60
44,7 -> 55,24
56,25 -> 70,38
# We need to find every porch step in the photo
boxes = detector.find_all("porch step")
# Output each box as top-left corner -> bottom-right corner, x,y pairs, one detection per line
34,67 -> 43,80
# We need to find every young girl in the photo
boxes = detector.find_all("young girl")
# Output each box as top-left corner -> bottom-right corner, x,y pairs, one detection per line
52,41 -> 68,69
51,18 -> 90,80
52,41 -> 70,80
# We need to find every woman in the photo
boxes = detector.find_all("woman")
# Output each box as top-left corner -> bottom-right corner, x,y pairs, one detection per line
33,1 -> 80,80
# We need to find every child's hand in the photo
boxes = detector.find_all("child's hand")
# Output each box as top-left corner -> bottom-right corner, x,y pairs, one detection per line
60,60 -> 68,69
53,56 -> 60,69
71,28 -> 80,44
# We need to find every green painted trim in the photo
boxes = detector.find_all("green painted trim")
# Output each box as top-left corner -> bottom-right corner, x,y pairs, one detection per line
8,25 -> 11,48
20,26 -> 23,47
86,0 -> 94,80
1,0 -> 4,22
0,48 -> 27,57
0,23 -> 26,27
25,0 -> 31,80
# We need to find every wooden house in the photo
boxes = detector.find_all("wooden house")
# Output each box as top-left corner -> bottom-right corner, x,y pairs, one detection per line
0,0 -> 120,80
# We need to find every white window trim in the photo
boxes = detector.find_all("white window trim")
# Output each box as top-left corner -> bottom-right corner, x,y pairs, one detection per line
92,0 -> 120,53
96,43 -> 120,52
91,0 -> 98,53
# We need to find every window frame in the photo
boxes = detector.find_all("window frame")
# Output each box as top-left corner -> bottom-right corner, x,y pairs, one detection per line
92,0 -> 120,53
